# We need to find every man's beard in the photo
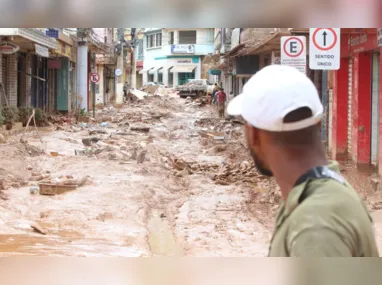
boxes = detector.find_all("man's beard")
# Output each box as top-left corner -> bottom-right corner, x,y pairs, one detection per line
249,148 -> 274,177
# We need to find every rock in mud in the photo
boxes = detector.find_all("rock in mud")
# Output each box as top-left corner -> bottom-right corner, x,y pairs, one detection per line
30,222 -> 48,235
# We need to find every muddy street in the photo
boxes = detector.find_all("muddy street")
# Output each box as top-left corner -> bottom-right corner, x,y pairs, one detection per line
1,93 -> 382,256
0,94 -> 273,256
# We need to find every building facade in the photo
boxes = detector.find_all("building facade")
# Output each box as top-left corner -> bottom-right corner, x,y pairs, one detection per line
0,28 -> 58,109
141,28 -> 215,87
0,28 -> 115,115
329,28 -> 382,173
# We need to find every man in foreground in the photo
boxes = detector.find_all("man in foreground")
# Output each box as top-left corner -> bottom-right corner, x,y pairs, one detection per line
227,65 -> 379,257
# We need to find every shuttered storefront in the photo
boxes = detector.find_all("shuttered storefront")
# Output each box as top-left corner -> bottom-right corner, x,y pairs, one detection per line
371,52 -> 380,166
347,58 -> 353,155
328,89 -> 333,150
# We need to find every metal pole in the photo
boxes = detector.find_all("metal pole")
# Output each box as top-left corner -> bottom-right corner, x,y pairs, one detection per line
321,70 -> 328,144
131,28 -> 137,89
116,28 -> 124,104
76,28 -> 89,112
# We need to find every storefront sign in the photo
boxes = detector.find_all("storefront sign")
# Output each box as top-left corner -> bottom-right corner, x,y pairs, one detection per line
378,29 -> 382,47
177,59 -> 192,64
171,44 -> 195,54
350,34 -> 368,47
35,44 -> 49,58
0,42 -> 19,54
48,59 -> 61,69
208,69 -> 221,75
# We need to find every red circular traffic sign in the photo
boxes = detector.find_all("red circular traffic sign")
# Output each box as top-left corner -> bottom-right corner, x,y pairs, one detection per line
283,37 -> 304,58
90,73 -> 100,83
312,28 -> 337,51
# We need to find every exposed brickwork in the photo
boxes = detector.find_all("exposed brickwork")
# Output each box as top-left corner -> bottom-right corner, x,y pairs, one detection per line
6,54 -> 18,107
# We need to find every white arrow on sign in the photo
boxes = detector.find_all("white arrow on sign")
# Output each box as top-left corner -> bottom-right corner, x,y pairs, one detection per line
309,28 -> 341,70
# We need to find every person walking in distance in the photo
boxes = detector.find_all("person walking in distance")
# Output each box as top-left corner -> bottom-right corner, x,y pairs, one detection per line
216,87 -> 227,118
227,65 -> 379,257
211,83 -> 219,105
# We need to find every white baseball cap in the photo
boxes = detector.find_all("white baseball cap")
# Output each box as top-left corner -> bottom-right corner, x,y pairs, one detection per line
227,65 -> 323,132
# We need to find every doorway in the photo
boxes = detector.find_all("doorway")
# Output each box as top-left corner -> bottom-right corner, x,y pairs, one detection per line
371,52 -> 380,166
178,72 -> 195,85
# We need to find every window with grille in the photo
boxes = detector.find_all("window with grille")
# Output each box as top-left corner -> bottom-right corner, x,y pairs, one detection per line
179,31 -> 197,44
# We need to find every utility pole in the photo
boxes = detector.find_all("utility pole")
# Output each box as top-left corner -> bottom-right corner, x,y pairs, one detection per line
130,28 -> 137,89
116,28 -> 125,105
76,28 -> 89,112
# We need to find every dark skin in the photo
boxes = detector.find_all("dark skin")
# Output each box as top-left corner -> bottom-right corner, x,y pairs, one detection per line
245,123 -> 328,201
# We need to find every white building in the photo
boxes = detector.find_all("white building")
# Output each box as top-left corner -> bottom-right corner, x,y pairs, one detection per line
141,28 -> 215,87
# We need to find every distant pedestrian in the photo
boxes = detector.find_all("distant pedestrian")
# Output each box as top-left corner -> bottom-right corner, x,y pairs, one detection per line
211,83 -> 219,105
123,81 -> 129,102
227,65 -> 379,257
216,88 -> 227,118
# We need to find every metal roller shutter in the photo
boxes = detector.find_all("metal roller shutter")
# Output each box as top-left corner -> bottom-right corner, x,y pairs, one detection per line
347,58 -> 353,155
371,53 -> 380,166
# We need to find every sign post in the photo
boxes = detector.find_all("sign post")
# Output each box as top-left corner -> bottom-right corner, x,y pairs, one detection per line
89,73 -> 100,84
309,28 -> 340,70
309,28 -> 341,146
280,36 -> 307,74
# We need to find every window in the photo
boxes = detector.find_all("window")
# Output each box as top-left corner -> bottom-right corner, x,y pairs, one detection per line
156,33 -> 162,47
158,73 -> 163,83
169,31 -> 174,44
147,35 -> 154,48
147,33 -> 162,48
179,31 -> 197,44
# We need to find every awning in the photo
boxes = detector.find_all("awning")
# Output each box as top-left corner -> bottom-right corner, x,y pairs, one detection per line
170,65 -> 196,73
35,44 -> 49,58
139,67 -> 154,74
158,67 -> 164,74
208,69 -> 221,75
149,67 -> 163,75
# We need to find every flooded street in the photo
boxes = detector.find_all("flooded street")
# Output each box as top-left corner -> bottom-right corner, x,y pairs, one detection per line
0,95 -> 271,256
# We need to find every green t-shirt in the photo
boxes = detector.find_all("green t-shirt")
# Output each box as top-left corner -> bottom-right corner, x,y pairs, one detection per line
268,161 -> 379,257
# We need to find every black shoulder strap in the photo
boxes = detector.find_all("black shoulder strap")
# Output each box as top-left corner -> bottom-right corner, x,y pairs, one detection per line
296,166 -> 346,204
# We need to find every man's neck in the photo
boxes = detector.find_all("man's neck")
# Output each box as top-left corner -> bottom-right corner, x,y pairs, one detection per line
269,151 -> 328,201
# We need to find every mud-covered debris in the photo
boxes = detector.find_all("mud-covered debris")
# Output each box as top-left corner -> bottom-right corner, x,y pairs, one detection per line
82,137 -> 101,147
0,191 -> 10,200
89,129 -> 107,135
137,150 -> 147,164
131,124 -> 150,133
30,222 -> 48,235
97,212 -> 113,222
0,134 -> 7,144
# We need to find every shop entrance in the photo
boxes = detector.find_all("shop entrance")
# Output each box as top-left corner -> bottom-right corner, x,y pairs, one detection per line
178,72 -> 195,85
